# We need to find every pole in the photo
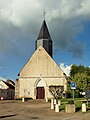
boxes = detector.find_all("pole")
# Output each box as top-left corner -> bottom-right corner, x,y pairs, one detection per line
87,98 -> 88,107
73,89 -> 74,100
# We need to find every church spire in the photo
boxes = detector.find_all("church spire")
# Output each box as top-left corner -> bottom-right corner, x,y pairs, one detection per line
37,20 -> 51,40
37,10 -> 51,40
35,18 -> 53,58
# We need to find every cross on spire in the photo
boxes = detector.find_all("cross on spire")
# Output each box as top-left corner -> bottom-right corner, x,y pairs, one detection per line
43,9 -> 46,20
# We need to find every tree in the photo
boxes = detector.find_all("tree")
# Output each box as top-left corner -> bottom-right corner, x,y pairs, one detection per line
73,73 -> 87,92
49,85 -> 64,99
70,64 -> 78,77
68,64 -> 90,97
70,64 -> 86,77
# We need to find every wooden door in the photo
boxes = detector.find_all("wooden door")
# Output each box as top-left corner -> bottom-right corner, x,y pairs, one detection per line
36,87 -> 45,99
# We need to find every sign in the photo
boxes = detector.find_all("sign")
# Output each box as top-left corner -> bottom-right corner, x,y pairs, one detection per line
71,82 -> 76,89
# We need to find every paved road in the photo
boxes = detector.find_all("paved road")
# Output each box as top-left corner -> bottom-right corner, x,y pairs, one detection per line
0,100 -> 90,120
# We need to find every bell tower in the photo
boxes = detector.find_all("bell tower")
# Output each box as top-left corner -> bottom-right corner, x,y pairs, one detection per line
35,19 -> 53,58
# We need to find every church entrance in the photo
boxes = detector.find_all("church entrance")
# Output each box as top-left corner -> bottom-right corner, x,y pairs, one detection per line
35,78 -> 46,99
36,87 -> 45,99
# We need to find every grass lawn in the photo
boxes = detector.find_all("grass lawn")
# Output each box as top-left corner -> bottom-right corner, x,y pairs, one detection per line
59,98 -> 88,112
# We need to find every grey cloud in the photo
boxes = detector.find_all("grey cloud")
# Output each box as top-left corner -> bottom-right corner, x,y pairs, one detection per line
0,0 -> 90,58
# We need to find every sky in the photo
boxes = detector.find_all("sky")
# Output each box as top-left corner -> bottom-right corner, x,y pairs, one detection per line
0,0 -> 90,80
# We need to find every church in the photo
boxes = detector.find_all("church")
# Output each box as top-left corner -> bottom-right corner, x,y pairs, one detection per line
15,19 -> 67,99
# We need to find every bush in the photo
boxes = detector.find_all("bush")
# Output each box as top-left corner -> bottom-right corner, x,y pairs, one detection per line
67,100 -> 74,104
49,85 -> 64,99
67,89 -> 80,98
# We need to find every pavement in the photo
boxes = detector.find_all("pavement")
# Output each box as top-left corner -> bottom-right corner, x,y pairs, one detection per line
0,100 -> 90,120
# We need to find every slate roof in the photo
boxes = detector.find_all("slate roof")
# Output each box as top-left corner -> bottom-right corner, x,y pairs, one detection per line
7,79 -> 15,86
37,20 -> 51,40
3,81 -> 15,89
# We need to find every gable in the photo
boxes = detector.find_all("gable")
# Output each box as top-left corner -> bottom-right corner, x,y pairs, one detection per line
0,80 -> 8,89
19,46 -> 64,77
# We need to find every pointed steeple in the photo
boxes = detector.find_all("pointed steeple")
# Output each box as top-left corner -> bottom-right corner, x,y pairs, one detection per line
35,20 -> 53,58
37,20 -> 51,40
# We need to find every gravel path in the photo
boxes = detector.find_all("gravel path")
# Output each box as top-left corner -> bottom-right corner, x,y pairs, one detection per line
0,100 -> 90,120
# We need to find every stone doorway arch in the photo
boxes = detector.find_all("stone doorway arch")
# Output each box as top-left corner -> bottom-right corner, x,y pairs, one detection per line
34,78 -> 46,99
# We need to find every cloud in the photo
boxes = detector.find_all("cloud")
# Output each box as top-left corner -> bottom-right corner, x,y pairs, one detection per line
0,0 -> 90,58
60,63 -> 72,76
0,77 -> 7,81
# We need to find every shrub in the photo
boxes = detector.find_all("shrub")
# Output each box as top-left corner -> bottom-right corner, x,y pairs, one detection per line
67,100 -> 74,104
49,85 -> 64,99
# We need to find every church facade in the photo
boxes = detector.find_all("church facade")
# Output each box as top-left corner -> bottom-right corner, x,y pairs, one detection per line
15,20 -> 67,99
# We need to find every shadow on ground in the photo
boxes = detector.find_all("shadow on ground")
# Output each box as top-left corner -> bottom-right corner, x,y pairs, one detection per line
0,114 -> 17,119
30,117 -> 39,119
76,106 -> 81,112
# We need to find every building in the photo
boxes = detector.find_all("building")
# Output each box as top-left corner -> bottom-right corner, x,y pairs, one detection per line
15,20 -> 67,99
0,79 -> 15,100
